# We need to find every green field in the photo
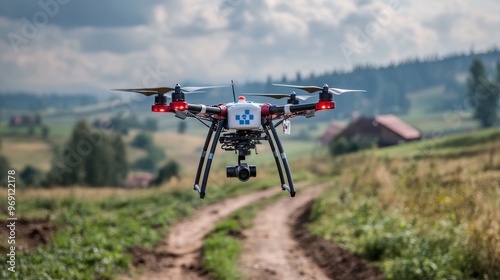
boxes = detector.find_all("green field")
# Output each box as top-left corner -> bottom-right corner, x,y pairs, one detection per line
1,81 -> 499,279
306,127 -> 500,279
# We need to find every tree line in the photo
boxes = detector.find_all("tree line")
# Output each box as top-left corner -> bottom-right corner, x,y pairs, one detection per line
0,120 -> 179,188
467,59 -> 500,128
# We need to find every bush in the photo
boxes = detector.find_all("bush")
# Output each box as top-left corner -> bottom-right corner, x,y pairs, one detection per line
20,165 -> 45,187
131,132 -> 154,150
153,161 -> 180,185
329,137 -> 359,156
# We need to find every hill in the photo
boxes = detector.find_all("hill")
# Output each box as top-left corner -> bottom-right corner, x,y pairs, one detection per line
305,127 -> 500,279
2,49 -> 499,129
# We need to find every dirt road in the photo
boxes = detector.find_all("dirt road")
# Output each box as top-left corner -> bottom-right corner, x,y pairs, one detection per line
126,182 -> 382,280
240,185 -> 330,280
130,187 -> 282,280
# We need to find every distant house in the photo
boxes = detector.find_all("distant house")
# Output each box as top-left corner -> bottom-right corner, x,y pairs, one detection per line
9,115 -> 37,127
125,172 -> 155,189
92,118 -> 112,129
330,114 -> 422,147
320,122 -> 346,145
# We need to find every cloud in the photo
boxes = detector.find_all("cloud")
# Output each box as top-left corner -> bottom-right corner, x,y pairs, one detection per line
0,0 -> 158,29
0,0 -> 499,92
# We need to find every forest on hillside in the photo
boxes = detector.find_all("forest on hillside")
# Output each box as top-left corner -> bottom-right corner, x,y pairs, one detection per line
1,49 -> 500,122
244,49 -> 500,120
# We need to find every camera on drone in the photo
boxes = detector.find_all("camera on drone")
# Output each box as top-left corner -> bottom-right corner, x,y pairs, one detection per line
226,163 -> 257,182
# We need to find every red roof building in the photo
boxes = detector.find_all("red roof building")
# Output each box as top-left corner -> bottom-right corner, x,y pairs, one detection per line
330,114 -> 422,147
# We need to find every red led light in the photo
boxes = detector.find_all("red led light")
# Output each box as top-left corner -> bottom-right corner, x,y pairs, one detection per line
170,101 -> 188,111
152,105 -> 169,113
315,101 -> 335,111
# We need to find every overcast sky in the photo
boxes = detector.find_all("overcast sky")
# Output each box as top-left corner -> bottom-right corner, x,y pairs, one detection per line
0,0 -> 499,93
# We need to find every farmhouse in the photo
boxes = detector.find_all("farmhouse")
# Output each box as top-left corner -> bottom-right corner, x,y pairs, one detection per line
329,114 -> 422,147
9,115 -> 37,127
125,172 -> 154,188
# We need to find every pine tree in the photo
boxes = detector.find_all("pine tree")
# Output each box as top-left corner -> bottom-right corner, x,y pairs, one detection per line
50,120 -> 128,187
0,155 -> 11,183
467,59 -> 499,128
55,120 -> 91,185
111,134 -> 128,186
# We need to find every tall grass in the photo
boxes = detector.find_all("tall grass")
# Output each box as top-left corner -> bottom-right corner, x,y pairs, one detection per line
306,131 -> 500,279
0,175 -> 271,279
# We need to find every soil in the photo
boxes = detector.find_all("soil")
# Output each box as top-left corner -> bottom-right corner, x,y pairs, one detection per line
126,187 -> 282,280
126,183 -> 384,280
7,185 -> 384,279
240,184 -> 331,279
293,201 -> 384,280
1,218 -> 56,254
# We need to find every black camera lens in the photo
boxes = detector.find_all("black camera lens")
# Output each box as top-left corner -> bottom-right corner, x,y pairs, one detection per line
238,167 -> 251,181
226,163 -> 257,182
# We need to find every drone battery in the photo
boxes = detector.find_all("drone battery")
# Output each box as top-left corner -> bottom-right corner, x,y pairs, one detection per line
227,103 -> 261,130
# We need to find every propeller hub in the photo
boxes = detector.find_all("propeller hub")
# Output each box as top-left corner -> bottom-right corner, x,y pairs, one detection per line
172,84 -> 185,101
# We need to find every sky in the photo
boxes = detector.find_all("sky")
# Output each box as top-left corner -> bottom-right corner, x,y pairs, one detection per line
0,0 -> 499,93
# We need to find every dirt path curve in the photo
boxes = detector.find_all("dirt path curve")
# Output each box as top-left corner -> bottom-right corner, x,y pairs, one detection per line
240,184 -> 330,280
134,186 -> 283,280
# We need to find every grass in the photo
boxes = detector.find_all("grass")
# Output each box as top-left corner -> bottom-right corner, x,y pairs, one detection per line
201,192 -> 284,280
306,127 -> 500,279
0,175 -> 273,280
0,137 -> 53,172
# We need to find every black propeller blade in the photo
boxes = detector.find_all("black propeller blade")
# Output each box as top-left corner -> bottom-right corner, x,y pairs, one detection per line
245,93 -> 314,101
113,84 -> 228,98
273,83 -> 366,95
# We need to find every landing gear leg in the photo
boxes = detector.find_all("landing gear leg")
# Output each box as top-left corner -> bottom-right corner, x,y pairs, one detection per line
194,119 -> 226,199
265,118 -> 295,197
193,121 -> 216,196
262,120 -> 287,191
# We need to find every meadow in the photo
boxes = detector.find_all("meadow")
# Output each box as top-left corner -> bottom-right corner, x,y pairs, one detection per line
1,104 -> 499,279
305,127 -> 500,279
0,173 -> 275,280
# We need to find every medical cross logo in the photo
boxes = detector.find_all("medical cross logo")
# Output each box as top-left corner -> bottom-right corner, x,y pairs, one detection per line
235,109 -> 254,125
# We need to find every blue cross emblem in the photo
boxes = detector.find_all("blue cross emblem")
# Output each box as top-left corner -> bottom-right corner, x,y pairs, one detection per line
235,109 -> 254,125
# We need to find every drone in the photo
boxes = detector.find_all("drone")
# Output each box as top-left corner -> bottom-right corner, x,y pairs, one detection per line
114,81 -> 365,198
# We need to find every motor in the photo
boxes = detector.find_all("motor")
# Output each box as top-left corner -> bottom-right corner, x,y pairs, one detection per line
226,163 -> 257,182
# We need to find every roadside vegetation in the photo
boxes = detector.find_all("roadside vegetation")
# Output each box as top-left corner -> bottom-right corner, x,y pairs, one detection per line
0,175 -> 272,280
201,192 -> 283,280
305,127 -> 500,279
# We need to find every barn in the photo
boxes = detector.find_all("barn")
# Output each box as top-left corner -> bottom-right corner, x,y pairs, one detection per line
329,114 -> 422,147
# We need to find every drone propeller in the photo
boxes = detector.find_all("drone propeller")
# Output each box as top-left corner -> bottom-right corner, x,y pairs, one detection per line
244,91 -> 315,105
113,84 -> 227,98
245,92 -> 314,101
273,83 -> 366,95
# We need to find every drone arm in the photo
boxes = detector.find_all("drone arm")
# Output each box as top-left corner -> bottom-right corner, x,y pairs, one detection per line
267,103 -> 317,115
187,104 -> 224,115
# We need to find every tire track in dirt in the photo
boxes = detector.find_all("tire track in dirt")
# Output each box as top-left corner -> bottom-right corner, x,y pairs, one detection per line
128,186 -> 282,280
240,184 -> 331,280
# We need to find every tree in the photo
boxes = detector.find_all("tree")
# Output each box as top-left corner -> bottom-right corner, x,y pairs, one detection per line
153,160 -> 180,185
49,120 -> 128,187
178,122 -> 187,134
467,59 -> 499,128
84,130 -> 128,187
131,157 -> 156,172
20,165 -> 45,186
0,155 -> 11,183
41,125 -> 50,140
131,132 -> 154,150
144,118 -> 158,132
329,137 -> 359,156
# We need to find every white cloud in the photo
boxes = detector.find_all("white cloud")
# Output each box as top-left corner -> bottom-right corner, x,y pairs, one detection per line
0,0 -> 499,92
